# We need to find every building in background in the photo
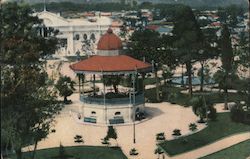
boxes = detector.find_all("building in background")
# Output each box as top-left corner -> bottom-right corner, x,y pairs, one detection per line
36,10 -> 112,57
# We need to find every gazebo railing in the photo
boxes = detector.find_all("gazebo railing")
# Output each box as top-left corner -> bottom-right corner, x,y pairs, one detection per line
80,93 -> 144,106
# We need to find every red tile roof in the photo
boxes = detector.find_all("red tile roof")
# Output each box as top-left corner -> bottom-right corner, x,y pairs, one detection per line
97,28 -> 122,50
145,25 -> 159,31
70,55 -> 152,73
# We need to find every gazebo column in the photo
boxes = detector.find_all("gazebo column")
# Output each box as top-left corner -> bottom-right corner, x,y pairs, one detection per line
102,73 -> 107,124
81,74 -> 85,118
141,72 -> 146,106
78,74 -> 81,98
93,74 -> 96,95
141,73 -> 146,94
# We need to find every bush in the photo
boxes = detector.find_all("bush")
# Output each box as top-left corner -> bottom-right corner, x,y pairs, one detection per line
189,123 -> 197,131
230,107 -> 245,123
172,129 -> 181,136
208,106 -> 217,121
101,137 -> 110,145
130,148 -> 138,156
74,135 -> 84,143
156,132 -> 166,141
168,92 -> 178,104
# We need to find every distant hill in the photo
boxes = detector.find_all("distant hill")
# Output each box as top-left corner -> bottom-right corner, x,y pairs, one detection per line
2,0 -> 248,8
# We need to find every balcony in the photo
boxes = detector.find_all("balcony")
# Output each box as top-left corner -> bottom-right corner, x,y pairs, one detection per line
80,93 -> 144,106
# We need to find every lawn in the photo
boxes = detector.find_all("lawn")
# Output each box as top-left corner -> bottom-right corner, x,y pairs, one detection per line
145,85 -> 245,105
11,146 -> 127,159
199,139 -> 250,159
159,113 -> 250,156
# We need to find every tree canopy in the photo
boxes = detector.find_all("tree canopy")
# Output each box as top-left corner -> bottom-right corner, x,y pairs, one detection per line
55,76 -> 76,103
1,2 -> 62,159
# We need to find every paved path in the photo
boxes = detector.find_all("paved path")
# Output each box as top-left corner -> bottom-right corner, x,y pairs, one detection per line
169,132 -> 250,159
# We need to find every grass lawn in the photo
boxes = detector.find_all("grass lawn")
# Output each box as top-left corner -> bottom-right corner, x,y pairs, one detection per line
199,139 -> 250,159
159,113 -> 250,156
11,146 -> 127,159
145,86 -> 245,105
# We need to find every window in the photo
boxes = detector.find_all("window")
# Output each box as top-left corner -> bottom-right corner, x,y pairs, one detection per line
90,33 -> 96,42
74,34 -> 80,40
83,34 -> 88,40
115,112 -> 121,115
91,111 -> 96,115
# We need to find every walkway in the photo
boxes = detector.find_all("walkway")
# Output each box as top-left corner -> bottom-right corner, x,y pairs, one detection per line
170,132 -> 250,159
23,93 -> 206,159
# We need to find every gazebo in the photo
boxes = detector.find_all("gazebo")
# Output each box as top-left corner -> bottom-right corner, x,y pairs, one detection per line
70,28 -> 152,124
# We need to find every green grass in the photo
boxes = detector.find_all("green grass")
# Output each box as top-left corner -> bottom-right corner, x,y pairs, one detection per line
199,139 -> 250,159
145,85 -> 245,105
143,77 -> 163,85
12,146 -> 127,159
159,113 -> 250,156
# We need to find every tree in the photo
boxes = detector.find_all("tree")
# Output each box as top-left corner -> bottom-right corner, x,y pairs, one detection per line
128,29 -> 175,102
102,75 -> 122,93
162,67 -> 173,98
172,5 -> 204,96
105,126 -> 118,141
219,24 -> 234,109
196,31 -> 219,92
197,63 -> 211,91
55,76 -> 76,103
190,96 -> 207,123
1,3 -> 62,159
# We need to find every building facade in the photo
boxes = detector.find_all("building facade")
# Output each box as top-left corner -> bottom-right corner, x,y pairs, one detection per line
36,11 -> 112,56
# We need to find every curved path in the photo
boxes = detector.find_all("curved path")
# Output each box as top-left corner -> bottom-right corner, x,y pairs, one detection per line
169,132 -> 250,159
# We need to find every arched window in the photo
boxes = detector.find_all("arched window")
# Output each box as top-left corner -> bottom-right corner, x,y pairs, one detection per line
115,112 -> 121,115
91,111 -> 96,115
83,34 -> 88,40
90,33 -> 96,42
74,34 -> 80,40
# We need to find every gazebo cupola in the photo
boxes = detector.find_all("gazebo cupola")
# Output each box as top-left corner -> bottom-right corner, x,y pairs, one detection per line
97,28 -> 122,56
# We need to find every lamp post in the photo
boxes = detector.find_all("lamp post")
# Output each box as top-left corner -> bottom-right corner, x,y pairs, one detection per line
132,72 -> 136,144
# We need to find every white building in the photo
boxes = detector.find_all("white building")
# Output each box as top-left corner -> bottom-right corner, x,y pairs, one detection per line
36,10 -> 112,56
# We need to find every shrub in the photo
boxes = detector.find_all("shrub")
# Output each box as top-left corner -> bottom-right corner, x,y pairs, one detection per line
189,123 -> 197,131
101,137 -> 110,146
156,132 -> 165,141
230,106 -> 245,123
130,148 -> 139,156
172,129 -> 181,136
168,92 -> 178,104
154,147 -> 164,155
51,129 -> 56,133
74,135 -> 84,143
208,106 -> 217,121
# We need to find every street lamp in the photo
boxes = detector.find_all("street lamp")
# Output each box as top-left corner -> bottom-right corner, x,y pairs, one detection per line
132,72 -> 136,144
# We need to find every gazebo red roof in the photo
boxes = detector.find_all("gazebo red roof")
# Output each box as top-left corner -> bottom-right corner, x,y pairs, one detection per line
70,55 -> 152,73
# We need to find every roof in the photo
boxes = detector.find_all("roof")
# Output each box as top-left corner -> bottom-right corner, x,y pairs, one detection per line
145,25 -> 159,30
70,55 -> 152,74
97,28 -> 122,50
36,11 -> 112,27
111,20 -> 123,27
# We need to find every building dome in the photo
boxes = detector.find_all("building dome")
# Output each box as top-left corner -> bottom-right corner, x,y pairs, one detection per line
97,28 -> 122,51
